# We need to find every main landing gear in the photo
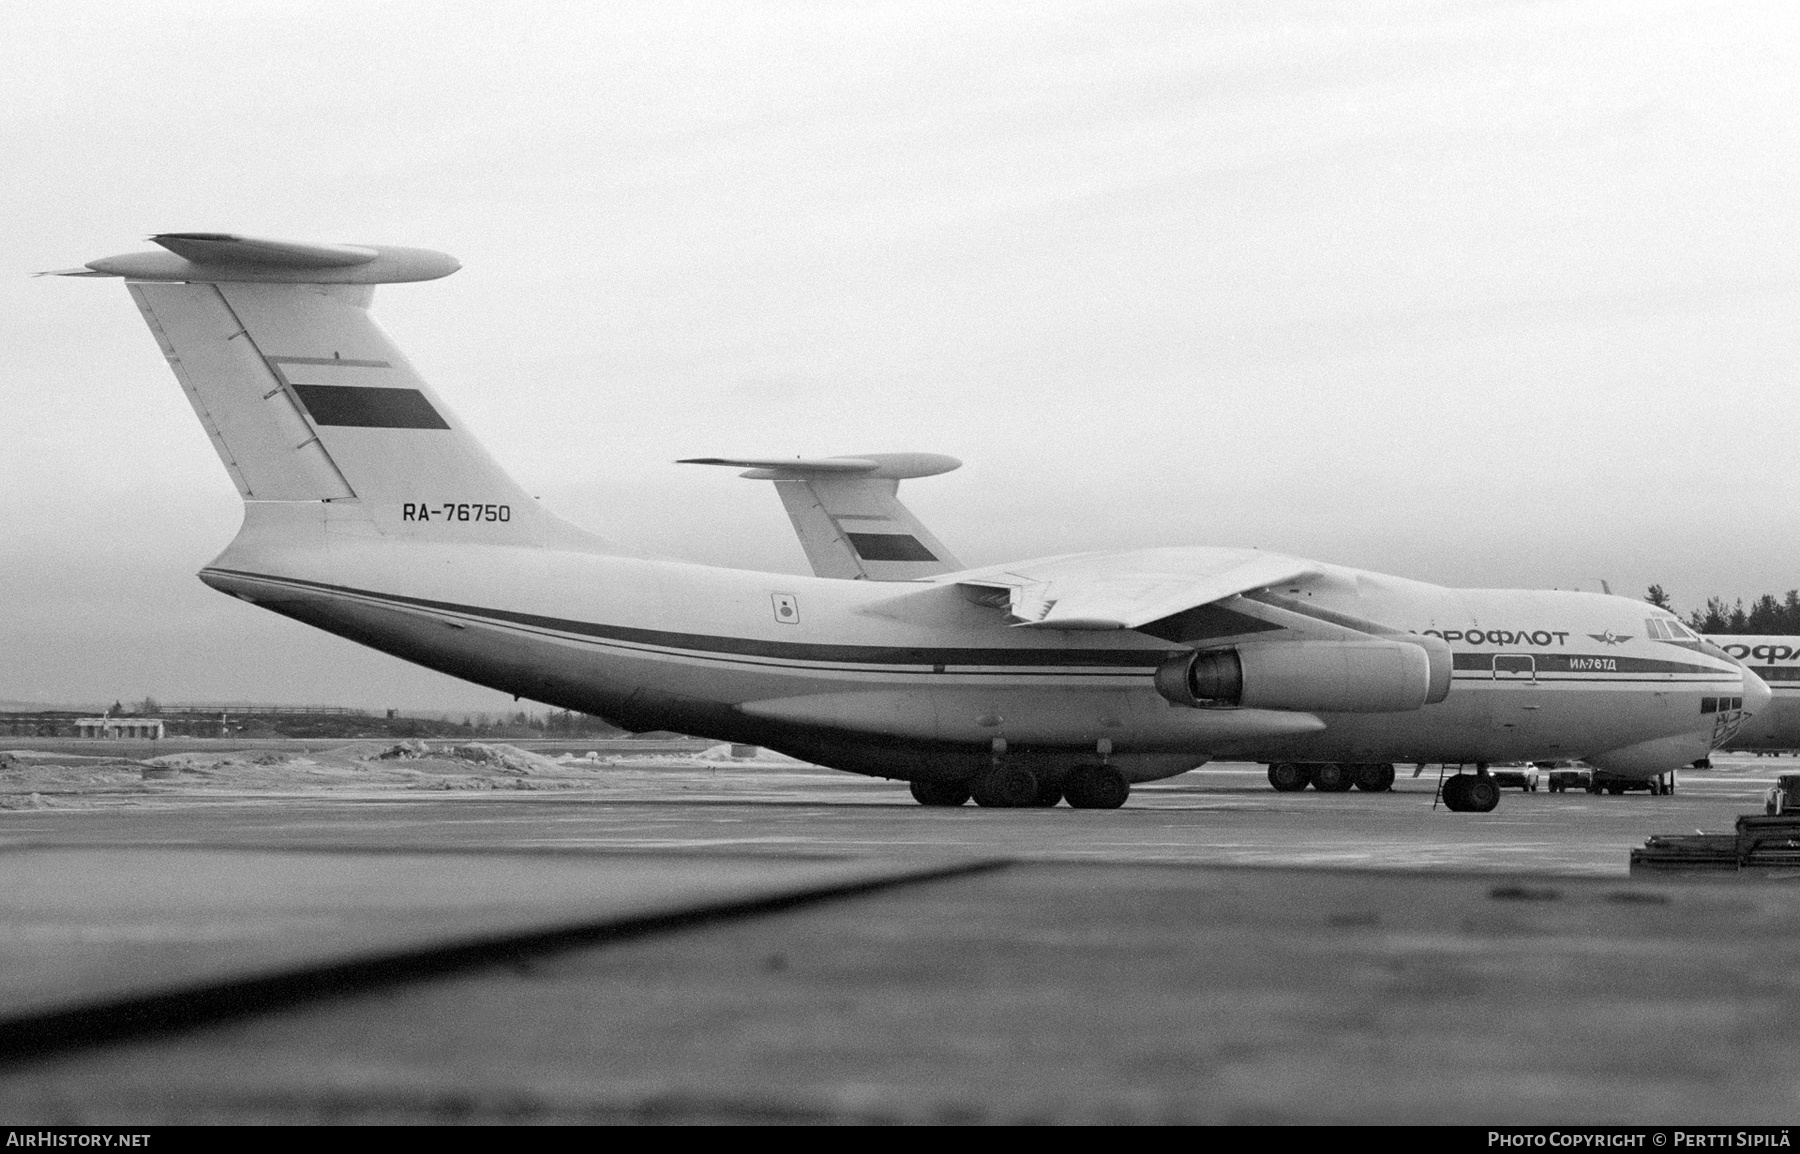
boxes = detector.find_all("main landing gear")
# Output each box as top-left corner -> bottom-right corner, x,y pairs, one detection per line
971,764 -> 1039,808
1267,763 -> 1396,793
907,763 -> 1130,810
1063,764 -> 1131,809
1440,766 -> 1501,813
909,779 -> 971,807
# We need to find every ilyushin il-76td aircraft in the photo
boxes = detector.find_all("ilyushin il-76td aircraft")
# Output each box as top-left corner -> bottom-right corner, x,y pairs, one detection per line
53,233 -> 1768,814
690,456 -> 1776,792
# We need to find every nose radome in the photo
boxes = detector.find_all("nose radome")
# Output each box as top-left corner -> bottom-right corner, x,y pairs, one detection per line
1743,666 -> 1773,716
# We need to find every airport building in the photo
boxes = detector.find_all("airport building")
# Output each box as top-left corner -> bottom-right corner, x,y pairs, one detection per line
73,717 -> 165,739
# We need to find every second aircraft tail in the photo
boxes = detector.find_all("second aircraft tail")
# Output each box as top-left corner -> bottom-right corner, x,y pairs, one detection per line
680,453 -> 962,580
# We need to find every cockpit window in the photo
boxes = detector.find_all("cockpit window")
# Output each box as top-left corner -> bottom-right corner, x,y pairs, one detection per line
1647,617 -> 1699,645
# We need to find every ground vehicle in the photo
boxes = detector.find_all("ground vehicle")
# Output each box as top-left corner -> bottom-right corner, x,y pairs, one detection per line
1546,767 -> 1674,795
1489,765 -> 1540,792
1764,773 -> 1800,816
1546,769 -> 1589,793
1589,770 -> 1675,796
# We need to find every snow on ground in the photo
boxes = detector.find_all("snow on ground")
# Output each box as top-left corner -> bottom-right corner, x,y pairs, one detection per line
0,740 -> 832,809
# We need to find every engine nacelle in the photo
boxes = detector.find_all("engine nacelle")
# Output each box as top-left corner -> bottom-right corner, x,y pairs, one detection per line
1154,639 -> 1437,714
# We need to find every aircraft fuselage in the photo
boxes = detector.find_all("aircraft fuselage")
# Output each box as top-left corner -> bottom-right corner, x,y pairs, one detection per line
200,519 -> 1751,784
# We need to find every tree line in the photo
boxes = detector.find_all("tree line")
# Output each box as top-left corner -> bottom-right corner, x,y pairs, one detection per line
1646,585 -> 1800,635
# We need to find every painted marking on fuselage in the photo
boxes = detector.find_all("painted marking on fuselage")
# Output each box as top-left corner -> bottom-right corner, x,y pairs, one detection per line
1450,652 -> 1728,676
1425,629 -> 1570,645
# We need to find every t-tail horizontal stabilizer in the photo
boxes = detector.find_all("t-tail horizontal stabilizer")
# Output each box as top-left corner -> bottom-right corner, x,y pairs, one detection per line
52,233 -> 597,550
45,232 -> 461,284
680,453 -> 962,580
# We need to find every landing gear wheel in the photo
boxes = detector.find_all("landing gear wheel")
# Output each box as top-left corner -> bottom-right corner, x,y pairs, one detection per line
1065,764 -> 1130,809
1311,762 -> 1355,792
972,765 -> 1039,808
1464,777 -> 1501,812
909,779 -> 971,807
1352,763 -> 1395,792
1442,774 -> 1500,813
1029,777 -> 1063,807
1268,762 -> 1310,792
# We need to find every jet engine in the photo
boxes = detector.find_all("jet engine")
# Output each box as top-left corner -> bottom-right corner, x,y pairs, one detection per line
1154,639 -> 1439,714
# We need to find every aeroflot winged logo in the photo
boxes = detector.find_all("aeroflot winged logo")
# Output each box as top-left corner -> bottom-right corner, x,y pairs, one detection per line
1588,630 -> 1633,646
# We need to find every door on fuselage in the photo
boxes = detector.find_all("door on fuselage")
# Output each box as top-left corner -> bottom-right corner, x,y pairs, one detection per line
1493,653 -> 1536,682
1488,652 -> 1545,751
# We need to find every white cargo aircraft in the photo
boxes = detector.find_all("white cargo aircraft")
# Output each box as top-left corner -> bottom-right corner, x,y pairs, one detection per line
52,233 -> 1768,814
696,458 -> 1777,790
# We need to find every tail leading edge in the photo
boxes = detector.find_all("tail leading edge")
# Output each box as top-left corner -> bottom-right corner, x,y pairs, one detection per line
60,233 -> 600,551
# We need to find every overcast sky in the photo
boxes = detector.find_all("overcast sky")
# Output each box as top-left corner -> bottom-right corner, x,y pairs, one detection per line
5,0 -> 1799,710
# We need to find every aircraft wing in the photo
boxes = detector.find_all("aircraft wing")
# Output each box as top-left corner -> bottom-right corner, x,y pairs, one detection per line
955,548 -> 1319,631
680,453 -> 963,581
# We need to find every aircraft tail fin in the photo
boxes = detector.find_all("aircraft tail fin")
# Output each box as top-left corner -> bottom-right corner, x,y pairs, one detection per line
61,234 -> 595,549
680,454 -> 962,580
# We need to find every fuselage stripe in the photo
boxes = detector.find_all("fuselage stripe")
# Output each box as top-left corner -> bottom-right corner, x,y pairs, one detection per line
205,568 -> 1165,670
204,568 -> 1742,686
